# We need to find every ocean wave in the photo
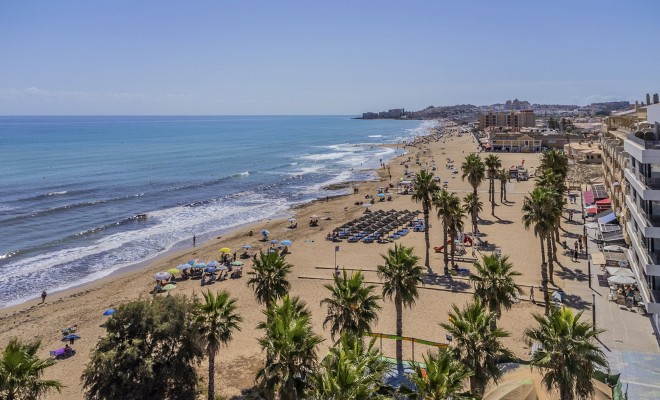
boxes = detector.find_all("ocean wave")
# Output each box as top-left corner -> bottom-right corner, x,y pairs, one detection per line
300,152 -> 351,161
0,193 -> 146,224
0,193 -> 291,297
368,135 -> 383,138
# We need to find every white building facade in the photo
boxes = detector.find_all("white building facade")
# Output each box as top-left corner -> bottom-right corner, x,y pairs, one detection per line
623,103 -> 660,330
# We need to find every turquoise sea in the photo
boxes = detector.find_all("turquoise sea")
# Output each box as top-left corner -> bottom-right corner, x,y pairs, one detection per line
0,116 -> 431,307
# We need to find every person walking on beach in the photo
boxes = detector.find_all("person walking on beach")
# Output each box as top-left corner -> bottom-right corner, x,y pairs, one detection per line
41,290 -> 47,304
529,286 -> 535,303
193,235 -> 196,247
573,248 -> 579,262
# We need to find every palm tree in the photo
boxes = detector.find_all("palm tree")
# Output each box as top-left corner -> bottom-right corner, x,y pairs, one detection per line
461,153 -> 485,233
498,168 -> 509,203
522,188 -> 556,315
440,301 -> 513,397
484,154 -> 502,214
433,189 -> 462,275
402,350 -> 473,400
470,255 -> 523,329
257,295 -> 323,400
540,148 -> 569,182
462,192 -> 482,237
307,333 -> 390,400
412,169 -> 441,271
525,308 -> 609,400
448,206 -> 466,270
247,251 -> 292,312
195,290 -> 242,400
320,269 -> 382,341
377,244 -> 424,368
0,338 -> 63,400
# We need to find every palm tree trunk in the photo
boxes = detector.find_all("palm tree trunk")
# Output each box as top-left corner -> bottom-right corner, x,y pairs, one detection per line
469,376 -> 479,396
540,236 -> 549,316
473,186 -> 479,234
443,224 -> 449,275
547,233 -> 555,285
424,204 -> 430,270
395,295 -> 403,370
551,232 -> 558,261
503,181 -> 507,202
207,348 -> 216,400
450,238 -> 456,269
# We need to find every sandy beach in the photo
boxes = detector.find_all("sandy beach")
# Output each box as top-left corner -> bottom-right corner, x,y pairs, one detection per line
0,130 -> 573,399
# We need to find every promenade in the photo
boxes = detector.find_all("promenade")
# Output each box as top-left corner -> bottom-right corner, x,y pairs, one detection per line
563,193 -> 660,399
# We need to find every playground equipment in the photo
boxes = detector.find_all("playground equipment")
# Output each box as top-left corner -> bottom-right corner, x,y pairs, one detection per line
434,235 -> 473,253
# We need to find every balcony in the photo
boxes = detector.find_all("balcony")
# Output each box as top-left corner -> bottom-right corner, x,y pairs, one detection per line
628,133 -> 660,150
625,249 -> 660,314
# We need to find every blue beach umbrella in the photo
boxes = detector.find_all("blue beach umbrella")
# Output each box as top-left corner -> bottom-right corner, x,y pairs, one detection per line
204,266 -> 217,273
377,193 -> 385,198
103,309 -> 116,316
280,240 -> 293,246
188,259 -> 198,266
194,262 -> 207,269
176,264 -> 190,270
261,229 -> 269,236
206,261 -> 219,267
62,334 -> 81,342
269,239 -> 279,245
242,245 -> 252,249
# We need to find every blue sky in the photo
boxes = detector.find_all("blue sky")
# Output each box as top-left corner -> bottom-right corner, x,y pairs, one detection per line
0,0 -> 658,115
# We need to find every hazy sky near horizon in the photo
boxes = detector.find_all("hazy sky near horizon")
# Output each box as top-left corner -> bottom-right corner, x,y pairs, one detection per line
1,0 -> 659,115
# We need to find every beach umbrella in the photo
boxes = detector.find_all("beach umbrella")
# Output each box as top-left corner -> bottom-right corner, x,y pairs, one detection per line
206,261 -> 219,267
188,259 -> 198,266
310,215 -> 319,219
231,261 -> 244,266
167,268 -> 180,275
220,247 -> 231,253
204,266 -> 217,273
551,291 -> 562,302
103,309 -> 116,316
270,239 -> 279,245
153,271 -> 171,281
288,218 -> 296,222
176,263 -> 190,270
362,204 -> 372,208
280,240 -> 293,246
261,229 -> 269,236
377,193 -> 385,198
62,334 -> 81,342
242,244 -> 252,249
162,284 -> 177,291
195,262 -> 207,268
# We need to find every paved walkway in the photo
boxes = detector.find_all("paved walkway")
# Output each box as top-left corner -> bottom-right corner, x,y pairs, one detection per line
562,198 -> 660,399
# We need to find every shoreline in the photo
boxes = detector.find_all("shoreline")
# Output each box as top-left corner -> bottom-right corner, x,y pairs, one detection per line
0,125 -> 434,318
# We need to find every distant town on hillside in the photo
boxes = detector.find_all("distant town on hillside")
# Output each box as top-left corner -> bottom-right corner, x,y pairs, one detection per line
359,99 -> 631,121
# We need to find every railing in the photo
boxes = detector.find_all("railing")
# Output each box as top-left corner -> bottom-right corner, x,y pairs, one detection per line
627,133 -> 660,150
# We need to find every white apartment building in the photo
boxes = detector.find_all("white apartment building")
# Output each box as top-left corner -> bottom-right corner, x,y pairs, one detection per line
621,103 -> 660,330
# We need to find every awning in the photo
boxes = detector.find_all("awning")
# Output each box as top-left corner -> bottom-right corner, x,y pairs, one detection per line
605,267 -> 635,277
597,212 -> 617,224
583,190 -> 594,205
591,252 -> 606,265
596,198 -> 611,206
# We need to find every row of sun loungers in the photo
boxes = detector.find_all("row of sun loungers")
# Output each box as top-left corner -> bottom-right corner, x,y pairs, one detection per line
331,209 -> 421,244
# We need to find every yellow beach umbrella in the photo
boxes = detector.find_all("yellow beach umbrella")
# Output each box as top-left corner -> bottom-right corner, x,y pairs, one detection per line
220,247 -> 231,253
168,268 -> 180,275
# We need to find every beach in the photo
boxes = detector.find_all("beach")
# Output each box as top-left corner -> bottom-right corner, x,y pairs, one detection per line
1,129 -> 574,399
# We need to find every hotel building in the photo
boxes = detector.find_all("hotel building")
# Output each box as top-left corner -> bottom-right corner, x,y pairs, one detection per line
601,93 -> 660,330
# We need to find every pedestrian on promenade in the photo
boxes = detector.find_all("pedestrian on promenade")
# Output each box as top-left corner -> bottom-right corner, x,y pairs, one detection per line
529,286 -> 535,303
578,240 -> 583,254
574,248 -> 579,262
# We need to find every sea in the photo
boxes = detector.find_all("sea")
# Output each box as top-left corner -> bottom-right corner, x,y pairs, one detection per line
0,115 -> 433,307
